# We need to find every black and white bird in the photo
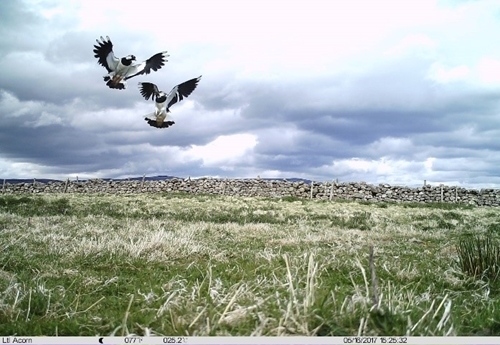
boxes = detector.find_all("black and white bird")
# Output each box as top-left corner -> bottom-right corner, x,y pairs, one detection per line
93,36 -> 169,90
138,76 -> 202,129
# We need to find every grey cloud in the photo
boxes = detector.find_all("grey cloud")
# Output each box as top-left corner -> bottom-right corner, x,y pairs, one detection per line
0,0 -> 44,55
45,31 -> 100,65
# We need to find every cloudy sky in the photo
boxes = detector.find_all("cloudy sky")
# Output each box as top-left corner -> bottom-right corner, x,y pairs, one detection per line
1,0 -> 500,188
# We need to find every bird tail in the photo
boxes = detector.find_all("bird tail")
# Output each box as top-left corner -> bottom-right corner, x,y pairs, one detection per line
143,112 -> 175,129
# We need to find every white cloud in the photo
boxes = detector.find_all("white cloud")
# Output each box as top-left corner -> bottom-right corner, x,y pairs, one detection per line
477,58 -> 500,85
427,62 -> 470,83
184,133 -> 257,167
384,33 -> 437,57
367,137 -> 414,156
0,90 -> 43,118
70,104 -> 145,131
30,111 -> 63,127
0,159 -> 51,179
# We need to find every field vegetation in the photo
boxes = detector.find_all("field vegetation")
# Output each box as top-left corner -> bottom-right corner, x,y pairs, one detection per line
0,192 -> 499,336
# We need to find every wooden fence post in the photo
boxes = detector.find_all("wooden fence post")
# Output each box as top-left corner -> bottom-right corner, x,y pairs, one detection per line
440,184 -> 443,202
64,178 -> 69,193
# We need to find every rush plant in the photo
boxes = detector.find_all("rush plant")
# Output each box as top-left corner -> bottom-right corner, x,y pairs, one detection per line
456,233 -> 500,281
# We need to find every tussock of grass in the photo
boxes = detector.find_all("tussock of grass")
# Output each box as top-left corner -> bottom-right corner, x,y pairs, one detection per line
456,233 -> 500,282
0,193 -> 499,335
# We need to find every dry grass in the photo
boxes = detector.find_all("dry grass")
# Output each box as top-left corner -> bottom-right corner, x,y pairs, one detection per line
0,192 -> 499,335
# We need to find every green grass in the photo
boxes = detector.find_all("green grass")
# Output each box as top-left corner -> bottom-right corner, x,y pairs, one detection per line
1,193 -> 500,336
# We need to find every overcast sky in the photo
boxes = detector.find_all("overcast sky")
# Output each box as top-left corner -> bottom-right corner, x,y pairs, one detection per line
1,0 -> 500,188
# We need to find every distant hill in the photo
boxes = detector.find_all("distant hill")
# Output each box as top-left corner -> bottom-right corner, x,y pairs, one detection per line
259,177 -> 312,183
1,178 -> 63,184
1,176 -> 313,185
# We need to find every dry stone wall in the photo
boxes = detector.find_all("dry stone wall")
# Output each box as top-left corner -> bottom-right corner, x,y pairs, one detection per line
2,178 -> 500,206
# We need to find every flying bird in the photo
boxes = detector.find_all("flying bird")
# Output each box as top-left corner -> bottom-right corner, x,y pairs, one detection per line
93,36 -> 169,90
138,76 -> 202,129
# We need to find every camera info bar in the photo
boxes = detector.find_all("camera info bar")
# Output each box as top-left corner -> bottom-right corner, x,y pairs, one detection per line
1,337 -> 499,345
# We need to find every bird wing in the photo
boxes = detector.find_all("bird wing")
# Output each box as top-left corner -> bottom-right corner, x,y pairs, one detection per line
166,76 -> 202,110
124,51 -> 169,80
93,36 -> 119,73
138,82 -> 160,101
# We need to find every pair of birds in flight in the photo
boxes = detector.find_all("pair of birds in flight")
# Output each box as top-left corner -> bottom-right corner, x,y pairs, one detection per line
93,36 -> 201,128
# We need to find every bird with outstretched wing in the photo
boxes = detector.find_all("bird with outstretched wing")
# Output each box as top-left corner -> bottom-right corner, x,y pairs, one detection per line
138,76 -> 202,128
93,36 -> 169,90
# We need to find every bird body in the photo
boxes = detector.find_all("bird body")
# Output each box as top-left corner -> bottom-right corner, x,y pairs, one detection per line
138,76 -> 201,128
93,36 -> 169,90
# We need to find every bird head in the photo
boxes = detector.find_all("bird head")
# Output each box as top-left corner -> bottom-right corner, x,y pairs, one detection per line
121,55 -> 135,66
156,91 -> 167,103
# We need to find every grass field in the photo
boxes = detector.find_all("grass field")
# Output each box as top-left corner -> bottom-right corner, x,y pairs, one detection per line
1,192 -> 500,336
